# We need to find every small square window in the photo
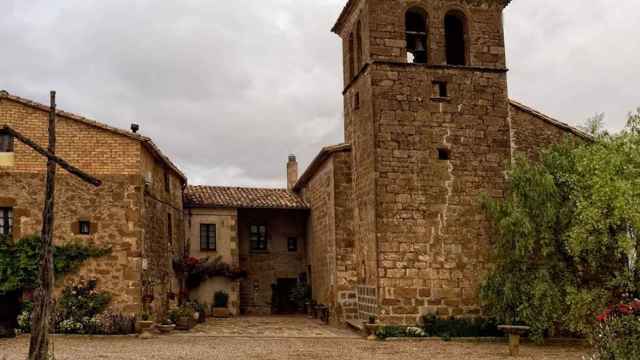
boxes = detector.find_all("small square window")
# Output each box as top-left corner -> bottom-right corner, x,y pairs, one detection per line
164,171 -> 171,193
0,133 -> 14,153
200,224 -> 216,251
432,81 -> 448,99
250,225 -> 268,252
167,213 -> 173,243
79,221 -> 91,235
438,148 -> 451,161
0,208 -> 13,237
287,237 -> 298,252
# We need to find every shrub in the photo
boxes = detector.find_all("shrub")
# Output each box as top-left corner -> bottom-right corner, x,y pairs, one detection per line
55,279 -> 111,324
169,305 -> 195,323
213,291 -> 229,308
480,111 -> 640,341
589,300 -> 640,360
289,283 -> 311,310
375,326 -> 426,340
421,314 -> 502,338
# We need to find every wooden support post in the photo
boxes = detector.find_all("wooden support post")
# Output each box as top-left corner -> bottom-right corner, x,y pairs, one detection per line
28,91 -> 57,360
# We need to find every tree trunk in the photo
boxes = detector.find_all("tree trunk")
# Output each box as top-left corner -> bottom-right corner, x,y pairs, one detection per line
28,91 -> 57,360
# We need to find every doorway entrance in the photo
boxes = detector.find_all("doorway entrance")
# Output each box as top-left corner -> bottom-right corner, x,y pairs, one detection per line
273,278 -> 297,314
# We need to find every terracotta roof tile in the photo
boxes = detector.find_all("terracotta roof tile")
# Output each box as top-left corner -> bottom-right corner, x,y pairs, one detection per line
185,185 -> 309,210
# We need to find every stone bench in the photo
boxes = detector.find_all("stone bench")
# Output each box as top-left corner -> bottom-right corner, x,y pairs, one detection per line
498,325 -> 530,356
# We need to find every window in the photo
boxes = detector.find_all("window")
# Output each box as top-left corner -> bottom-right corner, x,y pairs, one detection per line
445,11 -> 467,65
432,81 -> 448,98
167,213 -> 173,243
164,171 -> 170,193
354,92 -> 360,110
250,225 -> 267,251
0,208 -> 12,237
438,148 -> 451,161
79,221 -> 91,235
0,133 -> 13,153
348,32 -> 355,79
356,20 -> 363,69
405,7 -> 428,64
287,237 -> 298,252
200,224 -> 216,251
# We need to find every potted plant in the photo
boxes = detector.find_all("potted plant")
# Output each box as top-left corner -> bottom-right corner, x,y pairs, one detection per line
136,312 -> 154,334
212,291 -> 231,318
156,319 -> 175,334
170,306 -> 196,331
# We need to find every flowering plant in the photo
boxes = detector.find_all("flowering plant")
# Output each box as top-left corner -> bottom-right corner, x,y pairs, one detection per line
589,300 -> 640,359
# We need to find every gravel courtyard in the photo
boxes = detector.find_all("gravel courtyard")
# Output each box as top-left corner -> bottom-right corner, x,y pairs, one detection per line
0,317 -> 590,359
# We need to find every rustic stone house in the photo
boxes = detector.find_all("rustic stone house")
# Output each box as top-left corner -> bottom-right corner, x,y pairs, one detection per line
184,184 -> 309,315
0,91 -> 186,316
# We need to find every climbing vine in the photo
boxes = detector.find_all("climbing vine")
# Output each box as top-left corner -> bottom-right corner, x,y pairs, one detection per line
0,235 -> 111,295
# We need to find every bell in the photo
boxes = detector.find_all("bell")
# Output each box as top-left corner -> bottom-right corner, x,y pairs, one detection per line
413,38 -> 427,63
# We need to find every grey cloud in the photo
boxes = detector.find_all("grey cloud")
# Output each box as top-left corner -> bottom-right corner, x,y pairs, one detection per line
1,0 -> 638,187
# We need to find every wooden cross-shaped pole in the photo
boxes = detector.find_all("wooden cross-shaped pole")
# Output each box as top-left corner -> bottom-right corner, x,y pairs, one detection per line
0,92 -> 103,360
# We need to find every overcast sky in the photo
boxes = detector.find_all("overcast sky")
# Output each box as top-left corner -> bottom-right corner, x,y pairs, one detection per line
2,0 -> 638,187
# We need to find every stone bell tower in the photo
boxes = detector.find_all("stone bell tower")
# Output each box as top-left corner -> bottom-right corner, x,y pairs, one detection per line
332,0 -> 513,324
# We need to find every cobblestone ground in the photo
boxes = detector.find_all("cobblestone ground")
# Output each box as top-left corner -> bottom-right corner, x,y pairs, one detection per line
0,317 -> 590,360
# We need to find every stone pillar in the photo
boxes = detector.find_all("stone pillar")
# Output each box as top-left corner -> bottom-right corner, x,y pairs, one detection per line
287,154 -> 298,190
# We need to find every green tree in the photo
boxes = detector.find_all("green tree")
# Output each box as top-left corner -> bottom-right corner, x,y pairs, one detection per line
480,110 -> 640,341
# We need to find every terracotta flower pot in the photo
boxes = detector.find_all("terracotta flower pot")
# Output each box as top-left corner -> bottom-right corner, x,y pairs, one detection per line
136,320 -> 154,334
157,324 -> 175,334
175,316 -> 194,331
212,307 -> 232,318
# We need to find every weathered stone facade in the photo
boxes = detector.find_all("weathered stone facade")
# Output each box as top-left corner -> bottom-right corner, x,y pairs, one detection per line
238,208 -> 307,315
293,0 -> 591,326
0,92 -> 186,317
185,208 -> 241,315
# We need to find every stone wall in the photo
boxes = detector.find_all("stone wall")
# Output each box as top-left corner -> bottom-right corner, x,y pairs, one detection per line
370,63 -> 511,324
360,0 -> 506,68
141,149 -> 185,317
304,159 -> 336,307
185,208 -> 240,315
509,102 -> 588,160
332,151 -> 357,321
237,208 -> 307,315
0,172 -> 144,313
301,149 -> 357,323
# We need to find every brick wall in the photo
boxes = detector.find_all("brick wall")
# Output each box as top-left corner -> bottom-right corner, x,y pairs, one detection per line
0,96 -> 186,317
0,97 -> 141,175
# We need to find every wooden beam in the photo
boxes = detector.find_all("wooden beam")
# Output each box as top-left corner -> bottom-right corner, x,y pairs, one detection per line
0,125 -> 101,187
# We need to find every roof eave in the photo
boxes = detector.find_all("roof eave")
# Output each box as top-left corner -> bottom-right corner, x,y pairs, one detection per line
293,143 -> 352,192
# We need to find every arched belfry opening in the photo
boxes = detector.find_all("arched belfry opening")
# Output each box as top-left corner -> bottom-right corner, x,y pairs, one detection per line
405,7 -> 428,64
445,11 -> 467,65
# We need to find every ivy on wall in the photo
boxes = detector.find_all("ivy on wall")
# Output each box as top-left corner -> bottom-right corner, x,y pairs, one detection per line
0,235 -> 111,295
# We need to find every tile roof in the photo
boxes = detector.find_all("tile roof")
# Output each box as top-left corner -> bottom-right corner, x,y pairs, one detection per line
185,185 -> 309,210
0,90 -> 187,182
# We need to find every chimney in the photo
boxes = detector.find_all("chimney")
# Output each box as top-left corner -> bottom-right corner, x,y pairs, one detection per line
131,123 -> 140,133
287,154 -> 298,191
